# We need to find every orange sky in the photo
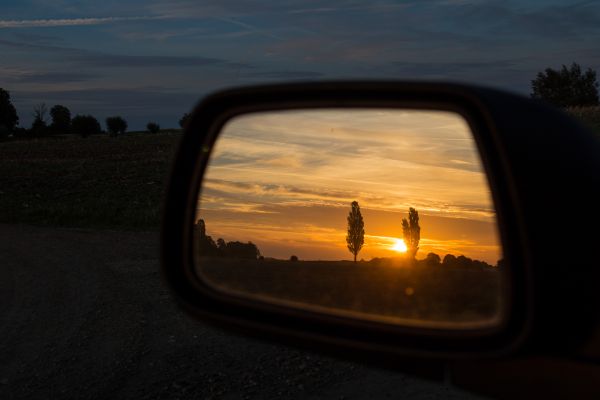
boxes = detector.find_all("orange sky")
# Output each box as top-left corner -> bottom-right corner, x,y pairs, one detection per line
196,109 -> 502,265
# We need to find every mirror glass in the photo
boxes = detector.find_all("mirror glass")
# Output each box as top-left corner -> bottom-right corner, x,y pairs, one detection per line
194,109 -> 505,329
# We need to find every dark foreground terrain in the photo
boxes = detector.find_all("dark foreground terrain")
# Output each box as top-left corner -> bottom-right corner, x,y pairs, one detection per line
0,224 -> 481,399
200,257 -> 501,328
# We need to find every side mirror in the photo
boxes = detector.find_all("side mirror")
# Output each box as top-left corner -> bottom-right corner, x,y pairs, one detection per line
161,82 -> 599,383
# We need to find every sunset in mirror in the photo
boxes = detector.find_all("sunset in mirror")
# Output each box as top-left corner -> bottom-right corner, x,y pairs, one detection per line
194,108 -> 503,327
196,109 -> 501,265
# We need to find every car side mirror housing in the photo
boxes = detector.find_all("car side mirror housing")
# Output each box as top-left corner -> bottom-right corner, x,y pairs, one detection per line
161,81 -> 600,374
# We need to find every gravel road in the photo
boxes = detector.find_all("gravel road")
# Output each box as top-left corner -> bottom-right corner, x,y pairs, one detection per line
0,224 -> 482,399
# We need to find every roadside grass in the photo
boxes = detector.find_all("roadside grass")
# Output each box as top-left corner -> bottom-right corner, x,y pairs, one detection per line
0,132 -> 181,230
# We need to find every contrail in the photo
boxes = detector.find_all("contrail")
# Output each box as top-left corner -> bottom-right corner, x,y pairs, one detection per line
0,16 -> 170,29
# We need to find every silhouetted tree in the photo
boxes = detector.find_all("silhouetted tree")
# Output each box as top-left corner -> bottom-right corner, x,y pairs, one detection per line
442,254 -> 457,267
194,219 -> 219,256
146,122 -> 160,134
0,88 -> 19,138
290,255 -> 298,262
346,201 -> 365,262
224,241 -> 260,259
195,220 -> 261,259
456,255 -> 471,268
30,103 -> 48,136
402,207 -> 420,259
49,105 -> 71,134
531,63 -> 599,107
196,219 -> 207,237
179,112 -> 191,129
425,252 -> 441,266
71,115 -> 101,137
106,116 -> 127,136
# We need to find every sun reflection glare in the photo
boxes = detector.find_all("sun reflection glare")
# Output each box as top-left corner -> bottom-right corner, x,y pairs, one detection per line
391,239 -> 407,253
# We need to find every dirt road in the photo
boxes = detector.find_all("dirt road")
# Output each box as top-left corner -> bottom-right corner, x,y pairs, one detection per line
0,225 -> 481,399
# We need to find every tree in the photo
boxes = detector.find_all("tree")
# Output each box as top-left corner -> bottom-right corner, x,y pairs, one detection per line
531,63 -> 599,107
179,112 -> 191,129
50,105 -> 71,134
402,207 -> 420,259
346,201 -> 365,262
71,115 -> 101,137
146,122 -> 160,134
30,103 -> 48,136
0,88 -> 19,136
216,238 -> 226,252
425,252 -> 441,266
224,241 -> 260,259
33,103 -> 48,123
106,116 -> 127,136
194,219 -> 219,256
442,254 -> 457,267
290,255 -> 298,262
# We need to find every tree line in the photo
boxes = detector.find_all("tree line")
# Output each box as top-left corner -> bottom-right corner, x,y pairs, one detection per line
0,89 -> 194,140
346,201 -> 499,269
194,219 -> 261,260
2,62 -> 598,140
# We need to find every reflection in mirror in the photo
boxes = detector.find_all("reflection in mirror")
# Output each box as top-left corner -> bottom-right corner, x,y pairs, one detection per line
194,109 -> 505,329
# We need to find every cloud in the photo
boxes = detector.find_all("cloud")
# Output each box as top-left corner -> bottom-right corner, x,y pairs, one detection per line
0,38 -> 253,69
11,32 -> 64,44
0,16 -> 170,29
244,70 -> 324,79
10,71 -> 98,84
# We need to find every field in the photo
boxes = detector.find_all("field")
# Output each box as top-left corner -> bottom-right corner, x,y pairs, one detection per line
198,257 -> 503,328
0,132 -> 181,229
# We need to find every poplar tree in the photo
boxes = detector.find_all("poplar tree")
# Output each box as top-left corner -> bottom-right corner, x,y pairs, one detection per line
346,201 -> 365,262
402,207 -> 420,259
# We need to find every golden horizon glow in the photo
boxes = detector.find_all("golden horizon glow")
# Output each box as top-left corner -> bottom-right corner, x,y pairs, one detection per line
197,109 -> 502,265
391,238 -> 408,253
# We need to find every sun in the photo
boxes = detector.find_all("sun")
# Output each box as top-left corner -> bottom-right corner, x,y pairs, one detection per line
391,239 -> 407,253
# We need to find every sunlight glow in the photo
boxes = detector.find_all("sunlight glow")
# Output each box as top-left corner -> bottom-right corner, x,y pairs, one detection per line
391,239 -> 407,253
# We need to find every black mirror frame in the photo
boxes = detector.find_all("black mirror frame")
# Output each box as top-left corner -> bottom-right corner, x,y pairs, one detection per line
161,81 -> 598,362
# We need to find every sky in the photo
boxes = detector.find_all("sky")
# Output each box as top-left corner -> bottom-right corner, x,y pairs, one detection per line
197,109 -> 502,264
1,0 -> 600,129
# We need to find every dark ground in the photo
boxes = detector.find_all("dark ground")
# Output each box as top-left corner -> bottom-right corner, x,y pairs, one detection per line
0,224 -> 482,399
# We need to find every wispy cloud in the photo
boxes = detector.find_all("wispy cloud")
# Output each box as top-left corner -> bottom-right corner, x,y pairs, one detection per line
0,16 -> 170,29
3,69 -> 98,84
0,38 -> 253,69
244,70 -> 324,80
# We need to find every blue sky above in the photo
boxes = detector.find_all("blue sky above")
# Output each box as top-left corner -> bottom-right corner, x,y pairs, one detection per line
1,0 -> 599,129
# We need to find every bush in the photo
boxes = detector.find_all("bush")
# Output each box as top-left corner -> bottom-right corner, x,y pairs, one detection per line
106,116 -> 128,136
49,105 -> 71,134
29,118 -> 48,136
290,255 -> 298,262
179,112 -> 191,129
146,122 -> 160,134
71,115 -> 101,137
